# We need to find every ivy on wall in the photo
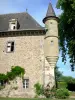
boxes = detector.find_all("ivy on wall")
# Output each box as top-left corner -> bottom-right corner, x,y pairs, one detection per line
0,66 -> 25,87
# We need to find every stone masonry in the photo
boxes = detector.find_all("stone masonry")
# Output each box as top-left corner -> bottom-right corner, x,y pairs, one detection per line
0,35 -> 45,97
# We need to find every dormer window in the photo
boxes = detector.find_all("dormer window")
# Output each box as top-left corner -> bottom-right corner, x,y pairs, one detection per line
9,19 -> 18,30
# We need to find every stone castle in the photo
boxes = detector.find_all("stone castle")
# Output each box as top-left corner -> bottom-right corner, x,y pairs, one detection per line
0,3 -> 59,97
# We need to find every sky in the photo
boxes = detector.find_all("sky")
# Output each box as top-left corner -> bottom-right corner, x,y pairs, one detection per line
0,0 -> 75,78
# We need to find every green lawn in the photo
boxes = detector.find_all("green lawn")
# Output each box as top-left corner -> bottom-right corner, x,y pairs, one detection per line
0,98 -> 75,100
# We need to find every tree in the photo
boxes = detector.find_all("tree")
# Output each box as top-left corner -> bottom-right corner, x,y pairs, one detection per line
55,66 -> 62,88
56,0 -> 75,68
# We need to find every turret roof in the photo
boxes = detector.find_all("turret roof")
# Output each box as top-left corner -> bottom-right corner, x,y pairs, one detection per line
46,3 -> 56,17
43,3 -> 58,23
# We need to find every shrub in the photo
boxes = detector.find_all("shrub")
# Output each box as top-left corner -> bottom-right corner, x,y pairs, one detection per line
34,83 -> 57,98
34,82 -> 43,96
44,84 -> 51,98
55,88 -> 69,99
50,86 -> 56,97
58,82 -> 67,89
44,85 -> 56,98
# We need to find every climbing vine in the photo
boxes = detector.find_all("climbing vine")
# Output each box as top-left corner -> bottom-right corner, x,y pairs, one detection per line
0,66 -> 25,87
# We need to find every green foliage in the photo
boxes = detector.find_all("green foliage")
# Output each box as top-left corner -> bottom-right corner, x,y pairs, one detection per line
7,66 -> 25,81
44,85 -> 51,98
7,72 -> 15,80
55,66 -> 63,88
34,83 -> 56,98
58,82 -> 67,89
11,66 -> 25,77
61,76 -> 75,84
59,76 -> 75,91
0,74 -> 8,82
55,66 -> 62,82
64,77 -> 75,91
56,0 -> 75,65
44,85 -> 56,98
55,88 -> 69,99
0,66 -> 25,90
50,86 -> 56,97
34,82 -> 43,96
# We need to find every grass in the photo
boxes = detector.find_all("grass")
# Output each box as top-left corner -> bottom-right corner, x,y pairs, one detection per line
0,98 -> 75,100
0,92 -> 75,100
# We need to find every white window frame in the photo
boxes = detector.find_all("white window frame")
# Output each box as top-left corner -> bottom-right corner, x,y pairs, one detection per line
9,19 -> 18,30
23,79 -> 29,89
6,41 -> 14,53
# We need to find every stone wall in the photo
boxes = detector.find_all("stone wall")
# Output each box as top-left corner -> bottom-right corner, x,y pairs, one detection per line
0,34 -> 45,97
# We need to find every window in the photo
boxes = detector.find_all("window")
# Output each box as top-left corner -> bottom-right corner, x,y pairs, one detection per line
23,79 -> 29,89
10,23 -> 16,30
50,22 -> 52,24
7,41 -> 14,53
13,26 -> 16,29
50,40 -> 54,46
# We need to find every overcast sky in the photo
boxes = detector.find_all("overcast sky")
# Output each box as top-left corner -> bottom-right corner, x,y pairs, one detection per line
0,0 -> 75,77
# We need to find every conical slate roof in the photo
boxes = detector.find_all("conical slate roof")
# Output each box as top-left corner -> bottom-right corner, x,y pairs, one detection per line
43,3 -> 58,23
46,3 -> 56,17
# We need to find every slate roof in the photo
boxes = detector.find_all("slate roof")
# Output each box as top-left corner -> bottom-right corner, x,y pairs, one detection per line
0,12 -> 44,32
43,3 -> 58,23
46,3 -> 56,17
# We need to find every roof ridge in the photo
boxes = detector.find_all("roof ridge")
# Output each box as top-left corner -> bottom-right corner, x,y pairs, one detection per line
0,12 -> 27,16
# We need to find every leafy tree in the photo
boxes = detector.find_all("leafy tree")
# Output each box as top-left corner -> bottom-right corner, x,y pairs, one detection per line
55,66 -> 62,88
56,0 -> 75,68
61,76 -> 75,84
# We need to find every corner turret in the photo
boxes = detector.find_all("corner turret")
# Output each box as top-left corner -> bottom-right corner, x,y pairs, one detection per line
43,3 -> 59,88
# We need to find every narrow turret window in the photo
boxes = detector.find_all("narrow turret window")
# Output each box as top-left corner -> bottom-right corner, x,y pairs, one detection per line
50,22 -> 52,24
51,40 -> 54,46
